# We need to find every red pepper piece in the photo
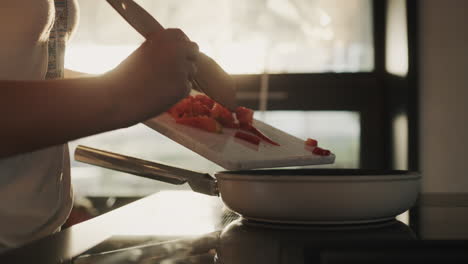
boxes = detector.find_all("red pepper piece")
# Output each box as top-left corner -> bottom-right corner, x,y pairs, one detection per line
240,124 -> 280,146
191,101 -> 211,116
194,94 -> 215,109
312,147 -> 331,156
305,138 -> 318,147
235,106 -> 254,126
168,96 -> 194,118
211,103 -> 238,128
234,131 -> 261,145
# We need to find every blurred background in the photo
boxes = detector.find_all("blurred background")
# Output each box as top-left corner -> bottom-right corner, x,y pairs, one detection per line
60,0 -> 468,233
67,0 -> 372,199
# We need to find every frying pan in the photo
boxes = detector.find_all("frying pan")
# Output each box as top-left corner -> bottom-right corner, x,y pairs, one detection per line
75,145 -> 421,224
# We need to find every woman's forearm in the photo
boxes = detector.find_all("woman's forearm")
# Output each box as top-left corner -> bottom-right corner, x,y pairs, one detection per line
0,29 -> 199,159
1,76 -> 114,158
0,75 -> 165,158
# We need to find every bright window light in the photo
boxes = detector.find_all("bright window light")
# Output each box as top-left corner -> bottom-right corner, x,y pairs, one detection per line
66,0 -> 373,74
385,0 -> 409,77
70,111 -> 360,197
111,191 -> 222,236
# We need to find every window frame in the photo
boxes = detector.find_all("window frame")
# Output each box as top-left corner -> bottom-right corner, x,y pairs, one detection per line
230,0 -> 419,170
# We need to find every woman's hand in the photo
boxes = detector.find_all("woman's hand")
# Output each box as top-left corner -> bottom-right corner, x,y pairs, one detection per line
0,28 -> 199,158
106,28 -> 199,125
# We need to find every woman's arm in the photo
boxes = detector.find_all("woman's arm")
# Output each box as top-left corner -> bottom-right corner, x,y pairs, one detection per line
1,76 -> 119,158
0,29 -> 198,158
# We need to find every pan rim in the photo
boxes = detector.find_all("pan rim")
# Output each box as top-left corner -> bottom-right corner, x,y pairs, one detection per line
215,169 -> 420,182
216,174 -> 420,182
218,168 -> 418,175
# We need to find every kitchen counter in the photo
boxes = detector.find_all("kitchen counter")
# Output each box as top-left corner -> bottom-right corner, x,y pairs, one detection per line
1,193 -> 468,263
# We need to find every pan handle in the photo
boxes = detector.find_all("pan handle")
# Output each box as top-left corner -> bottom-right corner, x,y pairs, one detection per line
74,145 -> 219,196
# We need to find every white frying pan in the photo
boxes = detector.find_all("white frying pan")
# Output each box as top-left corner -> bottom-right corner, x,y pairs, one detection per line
75,145 -> 421,224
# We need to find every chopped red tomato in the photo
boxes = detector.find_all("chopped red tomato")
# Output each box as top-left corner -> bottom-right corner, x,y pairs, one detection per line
168,95 -> 212,119
211,103 -> 238,128
191,101 -> 211,116
194,94 -> 215,109
240,124 -> 280,146
234,131 -> 260,145
235,106 -> 254,126
312,147 -> 331,156
168,96 -> 194,119
176,116 -> 222,133
168,96 -> 273,144
305,138 -> 318,147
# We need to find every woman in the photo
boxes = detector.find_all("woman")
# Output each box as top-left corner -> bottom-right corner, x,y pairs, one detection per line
0,0 -> 198,249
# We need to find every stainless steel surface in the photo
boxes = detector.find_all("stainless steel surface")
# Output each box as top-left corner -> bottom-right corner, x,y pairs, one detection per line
75,145 -> 219,196
106,0 -> 238,111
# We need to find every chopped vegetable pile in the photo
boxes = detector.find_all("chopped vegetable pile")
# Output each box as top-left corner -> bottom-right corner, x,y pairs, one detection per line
167,95 -> 331,156
167,94 -> 279,146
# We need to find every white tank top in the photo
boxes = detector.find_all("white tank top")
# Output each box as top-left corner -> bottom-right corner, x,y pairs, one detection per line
0,0 -> 78,249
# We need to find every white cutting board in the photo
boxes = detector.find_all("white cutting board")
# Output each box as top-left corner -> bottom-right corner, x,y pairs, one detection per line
144,113 -> 335,170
